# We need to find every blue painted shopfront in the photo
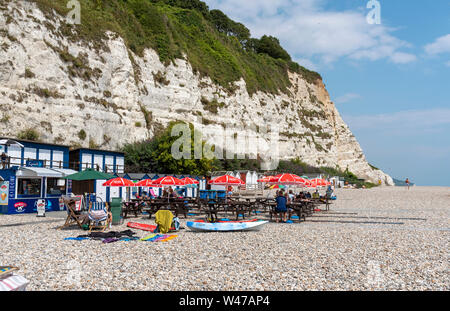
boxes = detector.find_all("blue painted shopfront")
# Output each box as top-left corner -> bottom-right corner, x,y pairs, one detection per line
0,167 -> 74,215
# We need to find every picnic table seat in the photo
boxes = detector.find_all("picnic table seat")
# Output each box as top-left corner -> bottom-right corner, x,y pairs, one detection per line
122,201 -> 144,218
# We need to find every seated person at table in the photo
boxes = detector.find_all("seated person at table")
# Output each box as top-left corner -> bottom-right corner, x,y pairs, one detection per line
305,191 -> 312,199
325,186 -> 334,199
162,189 -> 169,198
275,190 -> 288,223
312,189 -> 320,199
168,187 -> 178,198
172,188 -> 183,198
227,186 -> 233,197
288,190 -> 295,203
140,191 -> 150,207
296,192 -> 305,200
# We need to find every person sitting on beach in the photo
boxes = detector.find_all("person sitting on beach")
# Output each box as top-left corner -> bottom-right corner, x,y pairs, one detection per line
275,190 -> 288,223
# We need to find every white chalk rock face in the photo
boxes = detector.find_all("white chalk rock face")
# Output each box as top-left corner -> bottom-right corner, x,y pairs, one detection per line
0,1 -> 394,185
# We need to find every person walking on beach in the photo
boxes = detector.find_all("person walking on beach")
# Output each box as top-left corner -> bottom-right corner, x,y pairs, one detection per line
405,178 -> 410,190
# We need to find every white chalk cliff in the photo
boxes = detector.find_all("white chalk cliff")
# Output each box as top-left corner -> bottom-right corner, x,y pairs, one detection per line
0,1 -> 394,185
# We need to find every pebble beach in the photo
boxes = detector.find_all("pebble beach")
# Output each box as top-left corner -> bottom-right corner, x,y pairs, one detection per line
1,186 -> 448,291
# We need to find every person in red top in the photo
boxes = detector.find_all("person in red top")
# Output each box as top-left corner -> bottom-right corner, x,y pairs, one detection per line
405,178 -> 410,190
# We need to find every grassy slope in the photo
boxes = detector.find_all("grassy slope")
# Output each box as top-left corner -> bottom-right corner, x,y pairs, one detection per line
30,0 -> 321,95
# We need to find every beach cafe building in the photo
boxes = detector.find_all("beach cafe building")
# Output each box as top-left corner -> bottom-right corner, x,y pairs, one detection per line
0,138 -> 125,215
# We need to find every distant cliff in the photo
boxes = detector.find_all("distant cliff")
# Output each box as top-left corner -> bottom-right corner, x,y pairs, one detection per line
0,0 -> 394,185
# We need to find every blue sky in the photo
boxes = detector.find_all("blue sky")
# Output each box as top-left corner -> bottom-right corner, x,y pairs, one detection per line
204,0 -> 450,186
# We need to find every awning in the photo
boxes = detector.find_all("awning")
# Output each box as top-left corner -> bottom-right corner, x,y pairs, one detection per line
50,168 -> 78,177
16,167 -> 63,178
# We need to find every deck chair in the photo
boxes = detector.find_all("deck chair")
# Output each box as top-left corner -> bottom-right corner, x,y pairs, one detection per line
59,196 -> 86,230
149,188 -> 159,198
87,201 -> 112,233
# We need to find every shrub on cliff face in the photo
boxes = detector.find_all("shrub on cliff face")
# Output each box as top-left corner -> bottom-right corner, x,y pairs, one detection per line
200,97 -> 225,114
78,129 -> 87,140
18,128 -> 40,141
122,121 -> 213,175
25,68 -> 36,78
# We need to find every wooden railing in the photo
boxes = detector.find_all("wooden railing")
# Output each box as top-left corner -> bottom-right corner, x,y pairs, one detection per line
0,156 -> 125,173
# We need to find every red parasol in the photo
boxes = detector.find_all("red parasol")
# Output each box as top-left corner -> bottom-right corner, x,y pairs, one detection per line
102,177 -> 135,187
208,175 -> 245,186
152,176 -> 185,186
181,177 -> 200,185
135,179 -> 162,187
268,173 -> 303,185
257,176 -> 274,183
310,178 -> 328,187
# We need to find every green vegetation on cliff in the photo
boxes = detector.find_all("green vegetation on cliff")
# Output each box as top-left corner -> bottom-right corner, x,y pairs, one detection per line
31,0 -> 321,95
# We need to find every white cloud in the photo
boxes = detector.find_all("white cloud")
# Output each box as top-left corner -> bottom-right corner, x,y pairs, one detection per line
294,57 -> 318,71
204,0 -> 416,66
335,93 -> 361,104
425,34 -> 450,55
390,52 -> 417,64
342,108 -> 450,132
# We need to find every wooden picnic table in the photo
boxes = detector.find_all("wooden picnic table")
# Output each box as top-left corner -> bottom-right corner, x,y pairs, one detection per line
138,198 -> 193,219
122,200 -> 146,219
307,197 -> 332,211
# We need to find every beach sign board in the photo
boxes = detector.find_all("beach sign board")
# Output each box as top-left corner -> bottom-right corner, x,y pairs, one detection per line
0,181 -> 8,205
36,199 -> 46,217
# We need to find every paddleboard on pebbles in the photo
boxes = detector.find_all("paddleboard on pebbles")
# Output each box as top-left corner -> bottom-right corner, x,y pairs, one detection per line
186,219 -> 268,232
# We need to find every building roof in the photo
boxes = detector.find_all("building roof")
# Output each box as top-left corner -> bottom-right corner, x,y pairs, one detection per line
127,173 -> 149,180
0,137 -> 70,148
70,147 -> 124,155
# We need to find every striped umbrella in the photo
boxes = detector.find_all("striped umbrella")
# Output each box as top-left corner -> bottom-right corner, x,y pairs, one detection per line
269,184 -> 286,189
102,177 -> 135,187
